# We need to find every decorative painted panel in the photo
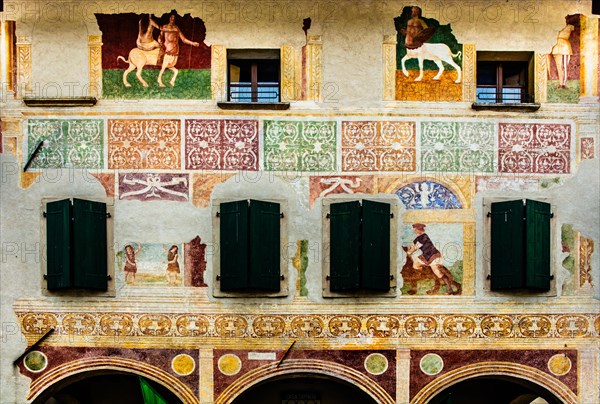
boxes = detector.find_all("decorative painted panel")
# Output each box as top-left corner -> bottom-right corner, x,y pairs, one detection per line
309,175 -> 375,208
498,123 -> 571,174
264,120 -> 336,172
16,311 -> 597,340
108,119 -> 180,169
421,122 -> 494,172
27,120 -> 103,169
117,243 -> 184,287
119,173 -> 189,201
95,12 -> 211,99
185,119 -> 258,171
581,137 -> 595,160
342,121 -> 416,172
396,181 -> 462,209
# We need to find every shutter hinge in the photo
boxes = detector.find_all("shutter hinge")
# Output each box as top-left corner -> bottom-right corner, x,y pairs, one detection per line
550,275 -> 554,280
280,212 -> 284,219
216,275 -> 220,281
106,212 -> 111,218
486,212 -> 491,217
390,212 -> 394,219
43,274 -> 47,280
43,211 -> 47,218
550,212 -> 554,218
390,275 -> 394,280
280,275 -> 285,280
216,212 -> 220,217
326,275 -> 330,280
326,213 -> 330,219
487,274 -> 491,280
107,275 -> 112,280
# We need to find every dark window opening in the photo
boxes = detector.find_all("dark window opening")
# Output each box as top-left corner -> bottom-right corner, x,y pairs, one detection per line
228,49 -> 280,103
476,52 -> 534,104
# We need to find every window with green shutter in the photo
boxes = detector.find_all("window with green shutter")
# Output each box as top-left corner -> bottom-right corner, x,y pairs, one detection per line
217,199 -> 284,294
44,198 -> 109,291
327,199 -> 393,294
489,199 -> 552,292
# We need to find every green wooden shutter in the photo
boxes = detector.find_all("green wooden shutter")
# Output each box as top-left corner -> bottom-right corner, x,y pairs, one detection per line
139,377 -> 168,404
329,201 -> 361,291
490,200 -> 524,290
45,199 -> 72,290
361,200 -> 391,291
72,199 -> 108,290
249,200 -> 281,291
219,200 -> 249,291
525,199 -> 552,290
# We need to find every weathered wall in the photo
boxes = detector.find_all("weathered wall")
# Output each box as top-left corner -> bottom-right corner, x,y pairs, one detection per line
0,1 -> 598,403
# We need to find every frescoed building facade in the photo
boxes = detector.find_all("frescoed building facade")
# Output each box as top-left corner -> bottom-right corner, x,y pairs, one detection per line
0,1 -> 598,403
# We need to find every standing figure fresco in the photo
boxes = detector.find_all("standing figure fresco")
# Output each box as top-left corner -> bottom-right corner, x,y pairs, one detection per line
124,243 -> 142,285
165,244 -> 181,286
547,14 -> 581,103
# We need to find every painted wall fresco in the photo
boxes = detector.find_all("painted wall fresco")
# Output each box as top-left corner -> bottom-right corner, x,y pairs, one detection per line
394,6 -> 462,101
308,175 -> 375,208
108,119 -> 180,169
118,243 -> 184,287
185,119 -> 259,171
27,119 -> 103,169
341,121 -> 416,172
396,181 -> 462,209
264,120 -> 336,172
213,349 -> 396,399
498,123 -> 571,174
401,223 -> 463,295
96,11 -> 211,99
547,14 -> 581,103
119,173 -> 189,201
421,122 -> 494,173
409,350 -> 577,400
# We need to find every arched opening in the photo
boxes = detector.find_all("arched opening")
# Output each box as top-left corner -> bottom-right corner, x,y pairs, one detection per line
231,374 -> 378,404
31,371 -> 183,404
427,375 -> 562,404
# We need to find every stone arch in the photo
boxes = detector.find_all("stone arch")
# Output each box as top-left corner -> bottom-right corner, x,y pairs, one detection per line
411,361 -> 576,404
215,359 -> 395,404
27,356 -> 198,404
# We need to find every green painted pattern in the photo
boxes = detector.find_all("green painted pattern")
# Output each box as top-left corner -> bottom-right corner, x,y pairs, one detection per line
102,69 -> 211,99
264,120 -> 336,172
421,121 -> 494,173
27,119 -> 103,169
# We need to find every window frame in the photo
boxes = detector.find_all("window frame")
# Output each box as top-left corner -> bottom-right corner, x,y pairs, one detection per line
483,197 -> 556,296
322,195 -> 399,298
212,198 -> 289,297
475,51 -> 536,106
226,48 -> 281,103
41,197 -> 115,296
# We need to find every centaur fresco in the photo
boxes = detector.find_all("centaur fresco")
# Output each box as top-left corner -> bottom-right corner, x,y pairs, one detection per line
96,11 -> 211,99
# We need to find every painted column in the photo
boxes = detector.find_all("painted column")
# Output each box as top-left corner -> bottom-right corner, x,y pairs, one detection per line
462,44 -> 476,102
396,349 -> 411,404
579,349 -> 599,404
535,53 -> 548,103
281,44 -> 296,101
211,45 -> 227,102
383,35 -> 396,101
199,348 -> 214,404
16,36 -> 32,98
305,35 -> 322,102
88,35 -> 103,98
579,15 -> 599,100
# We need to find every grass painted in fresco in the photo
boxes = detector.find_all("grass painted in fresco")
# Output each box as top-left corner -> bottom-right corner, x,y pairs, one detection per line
547,80 -> 580,103
103,69 -> 211,99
